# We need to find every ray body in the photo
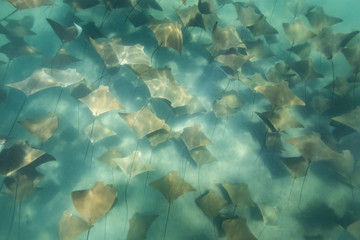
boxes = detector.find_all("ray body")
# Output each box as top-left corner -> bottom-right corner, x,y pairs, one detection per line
148,22 -> 183,55
211,22 -> 244,51
113,151 -> 153,178
58,210 -> 92,240
7,0 -> 54,10
196,190 -> 228,220
222,217 -> 257,240
127,214 -> 158,240
176,5 -> 205,29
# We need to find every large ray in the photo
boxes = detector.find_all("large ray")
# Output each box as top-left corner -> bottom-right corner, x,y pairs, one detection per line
72,181 -> 117,225
119,106 -> 172,146
0,38 -> 40,60
148,21 -> 183,55
342,41 -> 360,73
256,107 -> 304,133
176,5 -> 205,29
254,81 -> 305,109
0,141 -> 55,176
79,85 -> 124,116
83,120 -> 116,143
305,6 -> 342,33
64,0 -> 100,11
282,20 -> 316,45
222,217 -> 257,240
19,113 -> 59,143
233,2 -> 262,27
211,22 -> 245,51
90,38 -> 151,72
332,106 -> 360,133
0,16 -> 36,39
58,210 -> 92,240
196,190 -> 228,220
97,146 -> 124,170
6,0 -> 54,10
46,18 -> 82,43
127,214 -> 158,240
221,183 -> 255,209
113,151 -> 153,178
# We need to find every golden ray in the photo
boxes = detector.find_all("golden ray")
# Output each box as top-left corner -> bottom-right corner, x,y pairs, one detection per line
247,16 -> 278,37
332,106 -> 360,133
222,218 -> 257,240
311,94 -> 331,114
173,96 -> 206,115
119,106 -> 171,146
127,214 -> 158,240
97,146 -> 124,170
256,107 -> 304,133
113,151 -> 153,178
64,0 -> 100,11
214,49 -> 250,71
79,85 -> 124,116
181,124 -> 212,151
0,140 -> 55,176
58,210 -> 92,240
72,181 -> 117,225
213,91 -> 242,117
324,76 -> 352,97
211,22 -> 245,51
70,80 -> 93,99
138,0 -> 162,10
1,16 -> 36,39
288,42 -> 312,60
233,2 -> 262,27
290,58 -> 323,82
282,20 -> 316,45
258,204 -> 279,226
266,60 -> 300,86
342,41 -> 360,73
7,0 -> 54,10
19,113 -> 59,143
150,171 -> 196,203
285,0 -> 313,18
254,81 -> 305,109
189,146 -> 217,166
84,120 -> 116,143
305,6 -> 342,33
221,183 -> 255,208
244,39 -> 273,62
148,21 -> 183,55
196,190 -> 228,220
176,5 -> 205,29
280,156 -> 308,179
0,38 -> 40,60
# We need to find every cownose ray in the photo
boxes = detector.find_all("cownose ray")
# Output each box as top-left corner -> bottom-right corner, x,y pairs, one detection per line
125,8 -> 150,28
305,6 -> 342,33
256,107 -> 304,133
97,146 -> 124,170
180,124 -> 216,166
150,171 -> 196,240
254,81 -> 305,109
148,21 -> 183,56
18,112 -> 59,144
244,39 -> 274,62
2,0 -> 54,21
290,58 -> 323,82
127,213 -> 159,240
286,132 -> 354,207
112,151 -> 154,237
198,0 -> 217,14
90,37 -> 151,74
63,0 -> 100,12
233,2 -> 262,27
211,21 -> 245,51
266,60 -> 300,87
282,20 -> 316,46
46,48 -> 80,69
72,181 -> 117,239
247,16 -> 278,37
119,106 -> 172,147
221,183 -> 256,215
324,76 -> 353,97
0,15 -> 36,39
213,90 -> 243,118
347,220 -> 360,240
83,118 -> 117,143
311,28 -> 360,100
58,210 -> 92,240
79,84 -> 124,162
81,21 -> 105,39
221,217 -> 257,240
342,41 -> 360,106
285,0 -> 314,19
331,106 -> 360,136
214,48 -> 251,72
176,5 -> 205,30
253,203 -> 280,238
101,0 -> 133,28
287,42 -> 312,60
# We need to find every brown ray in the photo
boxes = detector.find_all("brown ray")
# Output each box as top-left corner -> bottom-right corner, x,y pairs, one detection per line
244,39 -> 273,62
58,210 -> 92,240
283,20 -> 316,45
7,0 -> 54,10
266,60 -> 300,86
280,156 -> 308,179
19,113 -> 59,143
233,2 -> 262,27
221,183 -> 255,208
181,124 -> 212,151
72,181 -> 117,224
288,42 -> 312,60
113,151 -> 153,178
176,5 -> 205,29
127,214 -> 158,240
84,120 -> 116,143
222,217 -> 256,240
189,146 -> 217,166
290,58 -> 323,82
285,0 -> 313,18
46,48 -> 80,69
79,85 -> 124,116
257,203 -> 279,226
213,91 -> 242,117
324,76 -> 352,97
148,21 -> 183,55
342,41 -> 360,73
103,0 -> 133,10
247,16 -> 278,37
211,22 -> 245,51
64,0 -> 100,11
214,49 -> 250,71
97,146 -> 124,170
305,6 -> 342,33
1,16 -> 36,39
196,190 -> 228,220
46,18 -> 82,43
198,0 -> 217,14
332,106 -> 360,133
0,38 -> 40,60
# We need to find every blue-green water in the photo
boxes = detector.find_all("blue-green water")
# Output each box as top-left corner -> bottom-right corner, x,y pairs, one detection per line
0,0 -> 359,239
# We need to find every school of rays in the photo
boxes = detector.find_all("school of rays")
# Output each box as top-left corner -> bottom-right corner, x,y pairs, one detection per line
0,0 -> 360,239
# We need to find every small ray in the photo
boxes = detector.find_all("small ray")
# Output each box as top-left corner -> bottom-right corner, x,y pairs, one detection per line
221,183 -> 255,209
113,151 -> 153,178
347,220 -> 360,240
305,6 -> 342,33
244,39 -> 273,62
238,72 -> 269,90
247,16 -> 278,37
198,0 -> 217,14
342,41 -> 360,73
283,20 -> 316,45
19,113 -> 59,143
7,0 -> 54,10
215,48 -> 250,72
222,217 -> 257,240
233,2 -> 262,27
258,204 -> 279,226
103,0 -> 133,10
70,79 -> 93,99
213,91 -> 242,117
127,9 -> 150,28
150,171 -> 196,203
254,81 -> 305,109
0,38 -> 40,60
266,60 -> 300,85
64,0 -> 100,11
46,18 -> 82,43
212,22 -> 245,51
311,94 -> 331,114
311,27 -> 359,59
1,15 -> 36,39
72,181 -> 117,225
287,42 -> 312,60
148,21 -> 183,55
324,76 -> 352,97
181,124 -> 212,151
46,48 -> 80,69
127,213 -> 158,240
119,106 -> 172,146
81,21 -> 105,39
0,140 -> 55,176
84,120 -> 116,143
290,58 -> 323,82
97,146 -> 124,170
176,5 -> 205,29
138,0 -> 162,11
58,210 -> 92,240
332,106 -> 360,133
173,96 -> 206,115
285,0 -> 313,18
79,85 -> 124,116
196,190 -> 228,220
281,156 -> 308,179
189,146 -> 217,166
256,108 -> 304,133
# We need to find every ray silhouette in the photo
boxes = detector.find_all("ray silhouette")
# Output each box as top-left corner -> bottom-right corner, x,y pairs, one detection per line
331,106 -> 360,134
305,6 -> 342,33
58,210 -> 92,240
290,58 -> 323,82
0,38 -> 39,60
233,2 -> 262,27
222,217 -> 257,240
256,203 -> 280,238
196,190 -> 228,220
150,171 -> 195,240
126,8 -> 150,27
244,39 -> 274,62
211,21 -> 244,51
247,16 -> 278,37
148,21 -> 183,56
266,60 -> 301,87
101,0 -> 133,28
0,15 -> 36,39
127,213 -> 158,240
287,42 -> 312,60
285,0 -> 313,19
46,48 -> 80,69
198,0 -> 217,14
81,21 -> 105,39
176,5 -> 205,29
221,183 -> 255,215
324,76 -> 353,97
214,48 -> 250,72
97,146 -> 124,170
119,106 -> 172,147
72,181 -> 117,239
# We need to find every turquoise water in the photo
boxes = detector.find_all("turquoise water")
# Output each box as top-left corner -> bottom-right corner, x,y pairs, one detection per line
0,0 -> 359,239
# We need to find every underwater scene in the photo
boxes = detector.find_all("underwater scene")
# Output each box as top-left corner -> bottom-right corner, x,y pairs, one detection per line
0,0 -> 360,239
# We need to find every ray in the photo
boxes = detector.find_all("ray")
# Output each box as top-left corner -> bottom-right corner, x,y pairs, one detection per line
331,106 -> 360,134
63,0 -> 100,11
221,183 -> 256,215
83,120 -> 116,145
126,8 -> 150,27
287,42 -> 312,60
347,220 -> 360,240
148,21 -> 183,55
196,189 -> 228,220
58,210 -> 92,240
45,48 -> 80,69
198,0 -> 217,14
150,171 -> 195,240
247,16 -> 278,37
282,20 -> 316,46
222,217 -> 257,240
244,39 -> 274,62
290,58 -> 323,82
211,21 -> 245,51
305,6 -> 342,33
342,41 -> 360,73
127,213 -> 158,240
213,90 -> 242,118
176,5 -> 205,29
0,38 -> 40,60
0,15 -> 36,39
101,0 -> 134,28
233,2 -> 262,27
97,146 -> 124,170
324,76 -> 353,97
6,0 -> 54,10
214,48 -> 250,72
285,0 -> 313,19
119,106 -> 172,147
